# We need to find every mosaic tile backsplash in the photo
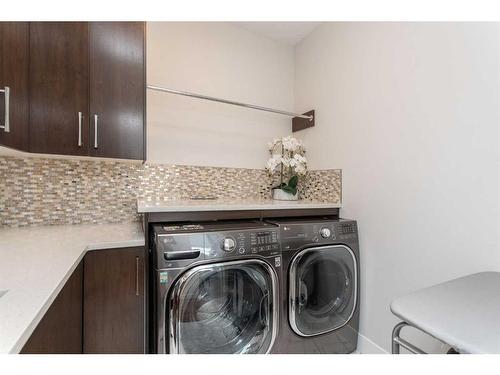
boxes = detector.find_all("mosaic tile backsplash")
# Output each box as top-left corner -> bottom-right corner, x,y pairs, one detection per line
0,156 -> 341,227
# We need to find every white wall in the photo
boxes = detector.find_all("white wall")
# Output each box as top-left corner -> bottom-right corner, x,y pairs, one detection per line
295,22 -> 500,353
147,22 -> 294,168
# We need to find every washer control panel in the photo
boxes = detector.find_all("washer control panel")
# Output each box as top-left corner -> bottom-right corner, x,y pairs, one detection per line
153,221 -> 280,269
206,228 -> 280,259
250,230 -> 279,253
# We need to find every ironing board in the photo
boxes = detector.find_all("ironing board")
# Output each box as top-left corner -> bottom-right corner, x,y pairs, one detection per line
390,272 -> 500,354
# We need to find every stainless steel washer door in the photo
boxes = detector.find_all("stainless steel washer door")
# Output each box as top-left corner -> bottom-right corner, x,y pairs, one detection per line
168,259 -> 278,354
289,245 -> 357,337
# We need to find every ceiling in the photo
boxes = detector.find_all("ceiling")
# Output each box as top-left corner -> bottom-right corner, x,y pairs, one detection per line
234,22 -> 322,46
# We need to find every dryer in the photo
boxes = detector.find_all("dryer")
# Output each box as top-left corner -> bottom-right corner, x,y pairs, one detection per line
151,220 -> 282,354
267,217 -> 360,354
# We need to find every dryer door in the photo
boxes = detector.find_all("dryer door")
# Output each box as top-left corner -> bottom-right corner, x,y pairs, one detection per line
168,259 -> 278,354
289,245 -> 357,337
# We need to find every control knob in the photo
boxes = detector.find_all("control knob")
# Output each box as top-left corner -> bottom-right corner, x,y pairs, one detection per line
222,237 -> 236,252
320,227 -> 332,238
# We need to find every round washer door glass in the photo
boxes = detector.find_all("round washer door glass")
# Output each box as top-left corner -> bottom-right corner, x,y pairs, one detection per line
168,259 -> 278,354
289,245 -> 357,337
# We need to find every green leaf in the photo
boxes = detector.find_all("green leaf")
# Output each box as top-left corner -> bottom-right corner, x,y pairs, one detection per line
288,175 -> 298,189
281,185 -> 297,195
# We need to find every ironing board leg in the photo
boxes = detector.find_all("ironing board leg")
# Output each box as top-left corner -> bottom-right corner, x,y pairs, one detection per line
392,322 -> 407,354
392,321 -> 427,354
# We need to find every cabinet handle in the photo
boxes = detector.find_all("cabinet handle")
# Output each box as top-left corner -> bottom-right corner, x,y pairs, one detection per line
77,112 -> 83,147
93,114 -> 99,149
135,256 -> 140,296
0,86 -> 10,133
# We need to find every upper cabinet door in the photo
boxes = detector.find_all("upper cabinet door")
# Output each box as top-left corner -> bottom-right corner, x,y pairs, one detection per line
29,22 -> 89,156
0,22 -> 30,151
89,22 -> 145,160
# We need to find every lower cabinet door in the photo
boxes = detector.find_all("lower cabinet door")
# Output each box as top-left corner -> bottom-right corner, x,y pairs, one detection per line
83,247 -> 145,354
21,262 -> 83,354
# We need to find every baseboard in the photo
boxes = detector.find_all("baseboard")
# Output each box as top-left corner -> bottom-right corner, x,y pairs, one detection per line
356,332 -> 389,354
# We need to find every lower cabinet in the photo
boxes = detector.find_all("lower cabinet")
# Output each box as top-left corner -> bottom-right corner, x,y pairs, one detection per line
83,247 -> 146,354
21,262 -> 83,354
21,246 -> 146,354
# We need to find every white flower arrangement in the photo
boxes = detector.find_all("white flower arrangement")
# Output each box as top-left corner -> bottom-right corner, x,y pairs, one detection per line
266,136 -> 307,197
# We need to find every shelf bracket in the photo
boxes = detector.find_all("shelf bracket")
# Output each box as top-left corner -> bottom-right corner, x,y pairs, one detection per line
292,110 -> 315,132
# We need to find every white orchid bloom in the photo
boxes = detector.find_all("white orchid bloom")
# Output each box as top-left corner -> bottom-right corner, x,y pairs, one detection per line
295,163 -> 307,176
282,136 -> 301,152
293,154 -> 307,164
281,156 -> 291,167
265,136 -> 307,182
268,138 -> 281,152
266,154 -> 283,172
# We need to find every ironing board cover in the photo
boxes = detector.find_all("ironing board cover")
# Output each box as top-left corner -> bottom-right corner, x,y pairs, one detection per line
390,272 -> 500,353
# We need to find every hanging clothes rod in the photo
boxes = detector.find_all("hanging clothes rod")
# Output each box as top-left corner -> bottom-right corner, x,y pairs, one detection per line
147,85 -> 314,121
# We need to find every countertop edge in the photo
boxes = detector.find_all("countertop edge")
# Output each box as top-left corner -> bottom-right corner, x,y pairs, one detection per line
136,200 -> 342,213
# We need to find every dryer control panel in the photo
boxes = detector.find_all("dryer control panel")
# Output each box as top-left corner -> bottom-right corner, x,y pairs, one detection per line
272,218 -> 358,251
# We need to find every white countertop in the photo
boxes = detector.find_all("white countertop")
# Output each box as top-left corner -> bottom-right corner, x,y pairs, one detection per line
390,272 -> 500,354
137,198 -> 341,213
0,222 -> 145,354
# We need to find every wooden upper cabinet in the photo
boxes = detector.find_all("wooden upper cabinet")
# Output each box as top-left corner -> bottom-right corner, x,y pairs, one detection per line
89,22 -> 145,160
1,22 -> 145,159
0,22 -> 30,151
29,22 -> 89,156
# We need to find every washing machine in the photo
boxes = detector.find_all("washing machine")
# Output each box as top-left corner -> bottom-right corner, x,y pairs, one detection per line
266,217 -> 360,354
151,220 -> 282,354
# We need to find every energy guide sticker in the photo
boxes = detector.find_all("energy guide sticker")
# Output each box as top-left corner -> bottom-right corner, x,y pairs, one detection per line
159,272 -> 168,284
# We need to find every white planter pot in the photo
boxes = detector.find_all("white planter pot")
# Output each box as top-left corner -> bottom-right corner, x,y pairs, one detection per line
272,188 -> 298,201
